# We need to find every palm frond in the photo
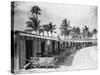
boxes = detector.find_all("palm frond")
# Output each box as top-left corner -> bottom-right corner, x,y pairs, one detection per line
26,21 -> 34,28
31,6 -> 41,15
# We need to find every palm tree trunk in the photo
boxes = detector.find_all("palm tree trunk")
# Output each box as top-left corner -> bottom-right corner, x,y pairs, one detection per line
36,14 -> 38,21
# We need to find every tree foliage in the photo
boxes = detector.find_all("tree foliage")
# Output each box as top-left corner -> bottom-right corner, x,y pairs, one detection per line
60,19 -> 71,38
25,6 -> 41,34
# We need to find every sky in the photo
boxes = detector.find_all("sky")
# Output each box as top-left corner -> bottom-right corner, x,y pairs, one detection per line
14,1 -> 97,36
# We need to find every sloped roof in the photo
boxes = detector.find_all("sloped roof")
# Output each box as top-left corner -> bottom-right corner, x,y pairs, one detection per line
15,30 -> 97,43
16,30 -> 59,41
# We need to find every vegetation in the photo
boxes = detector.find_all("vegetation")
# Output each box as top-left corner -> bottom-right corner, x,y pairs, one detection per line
60,19 -> 71,39
25,6 -> 41,35
60,19 -> 97,40
48,22 -> 56,36
25,5 -> 97,40
40,22 -> 57,37
92,28 -> 97,35
42,24 -> 50,36
71,26 -> 81,39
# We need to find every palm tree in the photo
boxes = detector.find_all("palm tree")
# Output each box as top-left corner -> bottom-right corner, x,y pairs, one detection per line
82,25 -> 89,39
60,19 -> 70,39
71,27 -> 78,39
25,16 -> 41,34
76,27 -> 81,39
76,27 -> 81,35
87,31 -> 93,39
25,6 -> 41,35
43,24 -> 50,36
71,26 -> 83,39
92,28 -> 97,39
48,22 -> 56,37
92,28 -> 97,35
31,6 -> 41,20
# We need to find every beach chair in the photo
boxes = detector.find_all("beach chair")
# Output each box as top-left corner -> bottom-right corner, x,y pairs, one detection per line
30,57 -> 39,68
38,57 -> 48,68
46,57 -> 58,68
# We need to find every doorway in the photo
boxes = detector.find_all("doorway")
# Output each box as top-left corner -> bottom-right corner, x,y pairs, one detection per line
26,40 -> 32,64
41,41 -> 45,57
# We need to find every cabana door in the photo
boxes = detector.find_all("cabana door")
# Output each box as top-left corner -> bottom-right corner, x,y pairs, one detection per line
41,41 -> 45,57
26,40 -> 32,64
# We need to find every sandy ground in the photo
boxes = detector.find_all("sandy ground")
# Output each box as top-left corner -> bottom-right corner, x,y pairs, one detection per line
59,46 -> 98,71
19,46 -> 98,73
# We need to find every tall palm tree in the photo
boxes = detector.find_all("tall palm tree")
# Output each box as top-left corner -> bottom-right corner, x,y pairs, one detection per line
48,22 -> 56,37
82,25 -> 89,39
25,16 -> 41,34
60,19 -> 70,39
31,6 -> 41,34
31,6 -> 41,20
25,6 -> 41,35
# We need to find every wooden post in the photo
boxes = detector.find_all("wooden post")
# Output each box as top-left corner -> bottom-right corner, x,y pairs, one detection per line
50,40 -> 52,56
45,40 -> 48,56
38,39 -> 41,56
19,39 -> 26,69
14,32 -> 20,73
79,42 -> 81,49
34,38 -> 37,57
55,41 -> 58,55
32,39 -> 34,57
37,39 -> 39,54
58,42 -> 60,54
66,42 -> 68,48
55,41 -> 57,55
83,42 -> 85,48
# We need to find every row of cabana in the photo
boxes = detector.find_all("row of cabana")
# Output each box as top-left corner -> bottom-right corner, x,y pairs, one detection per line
12,30 -> 97,73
